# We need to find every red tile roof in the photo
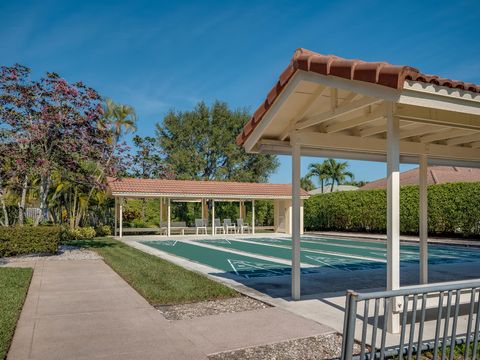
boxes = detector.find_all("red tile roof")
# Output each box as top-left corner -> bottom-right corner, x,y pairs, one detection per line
107,177 -> 309,198
360,166 -> 480,190
236,48 -> 480,146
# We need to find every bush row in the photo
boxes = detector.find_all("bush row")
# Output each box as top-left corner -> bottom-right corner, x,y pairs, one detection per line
304,182 -> 480,237
0,226 -> 61,256
61,225 -> 111,241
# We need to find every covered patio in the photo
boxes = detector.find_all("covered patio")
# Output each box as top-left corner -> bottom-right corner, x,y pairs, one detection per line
237,49 -> 480,330
107,177 -> 309,238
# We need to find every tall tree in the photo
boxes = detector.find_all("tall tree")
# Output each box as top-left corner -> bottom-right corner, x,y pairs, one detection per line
307,163 -> 328,193
323,158 -> 354,192
130,135 -> 171,179
0,65 -> 126,226
156,101 -> 278,182
300,176 -> 315,192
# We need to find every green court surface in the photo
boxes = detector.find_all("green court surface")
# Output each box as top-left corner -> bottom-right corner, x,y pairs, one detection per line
141,236 -> 480,280
141,240 -> 317,279
246,237 -> 478,264
196,238 -> 384,271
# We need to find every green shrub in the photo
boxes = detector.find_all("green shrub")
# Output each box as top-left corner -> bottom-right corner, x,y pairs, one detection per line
0,226 -> 60,256
131,219 -> 147,228
95,225 -> 111,236
304,182 -> 480,237
62,226 -> 97,241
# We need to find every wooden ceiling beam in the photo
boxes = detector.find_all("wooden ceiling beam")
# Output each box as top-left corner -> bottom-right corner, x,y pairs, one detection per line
324,105 -> 385,133
296,96 -> 383,130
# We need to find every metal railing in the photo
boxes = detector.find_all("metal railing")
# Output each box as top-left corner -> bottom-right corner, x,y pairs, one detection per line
341,279 -> 480,360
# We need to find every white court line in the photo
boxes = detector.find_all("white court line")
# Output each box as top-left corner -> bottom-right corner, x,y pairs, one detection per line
299,237 -> 421,256
179,238 -> 315,267
227,259 -> 240,277
231,238 -> 385,263
305,255 -> 353,272
227,259 -> 286,279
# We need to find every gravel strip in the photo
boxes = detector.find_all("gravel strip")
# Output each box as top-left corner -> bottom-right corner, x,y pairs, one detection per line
156,296 -> 270,320
1,245 -> 102,264
208,333 -> 360,360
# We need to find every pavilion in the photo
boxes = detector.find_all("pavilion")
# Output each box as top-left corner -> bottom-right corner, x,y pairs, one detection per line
236,48 -> 480,330
107,177 -> 309,238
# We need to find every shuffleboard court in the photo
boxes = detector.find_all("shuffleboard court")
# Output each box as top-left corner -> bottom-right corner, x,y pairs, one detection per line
196,239 -> 385,271
246,236 -> 479,264
141,240 -> 317,279
140,235 -> 480,280
242,237 -> 405,260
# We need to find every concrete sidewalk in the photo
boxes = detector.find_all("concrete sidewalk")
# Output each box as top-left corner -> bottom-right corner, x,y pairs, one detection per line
7,260 -> 205,360
6,259 -> 332,359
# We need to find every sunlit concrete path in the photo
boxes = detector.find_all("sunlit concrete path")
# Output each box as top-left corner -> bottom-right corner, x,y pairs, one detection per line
6,259 -> 205,360
6,258 -> 332,359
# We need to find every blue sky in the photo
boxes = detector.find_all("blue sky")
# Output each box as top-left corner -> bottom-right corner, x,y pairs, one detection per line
1,0 -> 479,185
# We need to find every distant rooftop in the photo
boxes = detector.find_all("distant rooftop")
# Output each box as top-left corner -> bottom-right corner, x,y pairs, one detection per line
360,166 -> 480,190
309,184 -> 359,195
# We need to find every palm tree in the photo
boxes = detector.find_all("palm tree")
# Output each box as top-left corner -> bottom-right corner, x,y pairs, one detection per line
323,159 -> 354,192
300,176 -> 315,192
306,163 -> 328,193
103,98 -> 137,143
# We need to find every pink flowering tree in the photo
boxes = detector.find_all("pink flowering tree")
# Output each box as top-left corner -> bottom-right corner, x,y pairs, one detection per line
0,64 -> 130,226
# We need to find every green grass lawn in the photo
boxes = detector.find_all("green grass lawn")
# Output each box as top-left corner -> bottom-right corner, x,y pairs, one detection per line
0,267 -> 32,359
73,237 -> 238,304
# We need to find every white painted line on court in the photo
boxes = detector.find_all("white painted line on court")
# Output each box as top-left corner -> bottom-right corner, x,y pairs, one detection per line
305,255 -> 353,272
231,238 -> 385,263
227,259 -> 240,277
181,239 -> 316,268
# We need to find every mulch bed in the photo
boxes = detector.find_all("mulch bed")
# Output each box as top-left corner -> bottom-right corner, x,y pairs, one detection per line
156,295 -> 270,320
208,333 -> 359,360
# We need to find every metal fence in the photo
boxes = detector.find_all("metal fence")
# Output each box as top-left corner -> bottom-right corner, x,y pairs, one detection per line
341,279 -> 480,360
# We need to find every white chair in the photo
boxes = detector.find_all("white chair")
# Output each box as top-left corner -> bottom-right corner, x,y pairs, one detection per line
214,218 -> 225,235
236,219 -> 251,234
195,219 -> 207,235
223,219 -> 236,234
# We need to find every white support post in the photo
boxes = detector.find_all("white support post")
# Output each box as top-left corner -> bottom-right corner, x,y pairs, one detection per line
239,201 -> 242,220
114,197 -> 118,237
419,154 -> 428,284
386,103 -> 400,332
160,197 -> 163,231
211,200 -> 215,235
251,200 -> 255,234
201,199 -> 205,219
291,142 -> 301,301
167,198 -> 171,237
119,197 -> 123,239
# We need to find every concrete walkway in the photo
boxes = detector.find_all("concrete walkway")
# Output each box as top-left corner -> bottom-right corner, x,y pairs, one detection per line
7,259 -> 332,359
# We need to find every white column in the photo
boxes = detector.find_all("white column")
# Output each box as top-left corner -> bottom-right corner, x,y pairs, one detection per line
239,201 -> 242,220
386,103 -> 400,332
160,197 -> 163,230
419,154 -> 428,284
119,197 -> 123,238
211,200 -> 215,235
251,200 -> 255,234
201,199 -> 205,219
167,198 -> 171,237
114,197 -> 118,237
291,142 -> 301,301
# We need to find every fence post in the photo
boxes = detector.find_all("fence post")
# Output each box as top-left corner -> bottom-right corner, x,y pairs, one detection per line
342,290 -> 358,360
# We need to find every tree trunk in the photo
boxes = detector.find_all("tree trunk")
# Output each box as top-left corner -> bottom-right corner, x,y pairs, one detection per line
18,175 -> 28,226
0,182 -> 8,226
330,180 -> 335,193
36,175 -> 51,226
320,179 -> 324,193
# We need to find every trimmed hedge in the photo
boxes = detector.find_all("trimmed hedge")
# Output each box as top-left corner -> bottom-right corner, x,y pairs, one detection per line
0,226 -> 60,257
304,182 -> 480,237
